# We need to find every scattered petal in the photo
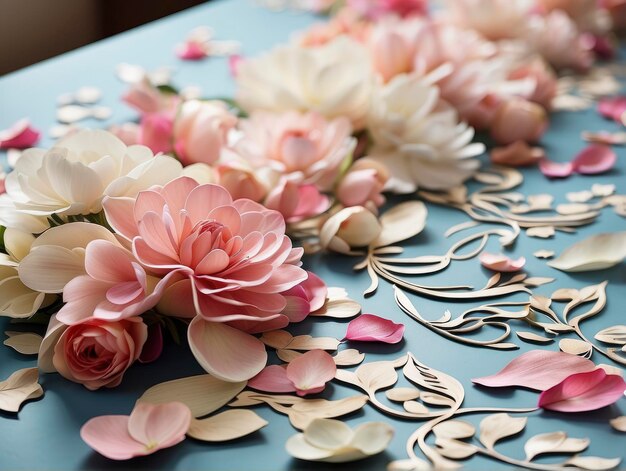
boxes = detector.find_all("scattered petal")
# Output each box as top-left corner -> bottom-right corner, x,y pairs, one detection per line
534,250 -> 555,259
0,368 -> 43,413
479,252 -> 525,272
571,145 -> 617,175
527,227 -> 555,238
490,141 -> 545,167
538,369 -> 626,412
373,201 -> 427,248
287,350 -> 337,396
610,416 -> 626,432
0,119 -> 40,149
548,232 -> 626,272
3,331 -> 43,355
479,414 -> 527,450
345,314 -> 404,344
472,350 -> 596,391
592,184 -> 615,197
539,159 -> 573,178
386,388 -> 421,402
582,131 -> 626,146
566,190 -> 594,203
187,410 -> 267,441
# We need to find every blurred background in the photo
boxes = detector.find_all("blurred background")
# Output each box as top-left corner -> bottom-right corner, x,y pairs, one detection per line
0,0 -> 206,75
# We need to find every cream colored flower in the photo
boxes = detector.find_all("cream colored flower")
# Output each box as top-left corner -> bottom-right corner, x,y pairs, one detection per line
235,37 -> 373,129
367,74 -> 484,192
0,130 -> 182,231
0,228 -> 47,318
320,206 -> 382,254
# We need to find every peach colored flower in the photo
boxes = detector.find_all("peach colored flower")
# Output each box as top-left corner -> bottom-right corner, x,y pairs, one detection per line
45,315 -> 147,390
298,8 -> 371,47
235,111 -> 356,192
173,100 -> 238,166
508,57 -> 557,110
103,177 -> 309,381
490,98 -> 548,145
336,158 -> 388,211
537,0 -> 612,35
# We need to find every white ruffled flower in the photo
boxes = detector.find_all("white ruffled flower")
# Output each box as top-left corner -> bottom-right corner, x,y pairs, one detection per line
0,130 -> 182,232
235,37 -> 374,129
367,74 -> 484,192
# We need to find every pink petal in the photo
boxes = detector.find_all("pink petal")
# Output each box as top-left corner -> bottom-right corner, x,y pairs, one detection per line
286,349 -> 336,396
281,287 -> 311,323
0,119 -> 40,149
345,314 -> 405,344
187,317 -> 267,382
102,196 -> 139,241
127,402 -> 191,449
248,365 -> 296,393
300,271 -> 327,312
85,240 -> 136,283
139,323 -> 163,363
229,55 -> 243,77
140,113 -> 174,154
597,96 -> 626,121
81,415 -> 145,460
472,350 -> 596,391
176,41 -> 207,60
479,252 -> 526,272
571,144 -> 617,175
538,369 -> 626,412
539,159 -> 574,178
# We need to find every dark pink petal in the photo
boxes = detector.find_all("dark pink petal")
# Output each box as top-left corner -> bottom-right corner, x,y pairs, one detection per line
0,177 -> 5,195
139,323 -> 163,364
345,314 -> 405,344
140,113 -> 174,154
538,369 -> 626,412
597,96 -> 626,121
472,350 -> 596,391
479,253 -> 525,273
176,41 -> 207,60
571,144 -> 617,175
300,271 -> 327,313
0,119 -> 40,149
248,365 -> 296,393
229,55 -> 243,77
539,159 -> 574,178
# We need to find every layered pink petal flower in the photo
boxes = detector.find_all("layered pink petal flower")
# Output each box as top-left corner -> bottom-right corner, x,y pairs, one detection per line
0,119 -> 40,149
103,177 -> 309,381
571,144 -> 617,174
56,240 -> 178,325
51,316 -> 148,390
81,402 -> 191,460
282,271 -> 328,323
472,350 -> 596,391
479,252 -> 526,272
235,111 -> 356,192
248,349 -> 337,396
139,323 -> 163,364
508,58 -> 558,110
490,98 -> 548,145
264,181 -> 330,223
336,158 -> 388,210
345,314 -> 405,344
538,369 -> 626,412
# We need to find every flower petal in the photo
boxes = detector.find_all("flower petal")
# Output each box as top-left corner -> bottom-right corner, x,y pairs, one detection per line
247,365 -> 295,393
80,415 -> 145,460
351,422 -> 394,455
127,402 -> 191,449
472,350 -> 596,391
0,119 -> 40,149
571,145 -> 617,175
479,252 -> 526,272
539,159 -> 573,178
188,317 -> 267,382
303,418 -> 353,450
538,369 -> 626,412
286,349 -> 336,396
345,314 -> 404,344
548,232 -> 626,272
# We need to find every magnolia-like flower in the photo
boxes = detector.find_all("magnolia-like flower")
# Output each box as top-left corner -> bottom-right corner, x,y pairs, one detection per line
508,57 -> 558,110
264,180 -> 330,223
236,37 -> 374,129
367,74 -> 484,192
39,314 -> 147,390
235,111 -> 356,192
0,228 -> 47,318
174,100 -> 238,166
320,206 -> 382,253
0,130 -> 182,232
103,177 -> 310,382
336,158 -> 388,211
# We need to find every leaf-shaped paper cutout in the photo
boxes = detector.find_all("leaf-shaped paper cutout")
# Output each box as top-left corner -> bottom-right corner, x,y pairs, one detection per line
4,331 -> 43,354
548,232 -> 626,272
387,458 -> 432,471
435,438 -> 477,460
311,295 -> 361,319
595,326 -> 626,345
524,432 -> 566,460
373,201 -> 427,248
187,410 -> 267,442
403,401 -> 429,414
479,413 -> 527,450
355,358 -> 402,392
0,367 -> 43,413
138,375 -> 246,417
610,416 -> 626,432
516,331 -> 554,344
420,392 -> 455,407
289,396 -> 369,430
386,388 -> 420,402
403,354 -> 464,406
260,330 -> 293,349
564,456 -> 622,470
333,349 -> 365,366
559,338 -> 593,357
287,335 -> 340,351
433,420 -> 475,440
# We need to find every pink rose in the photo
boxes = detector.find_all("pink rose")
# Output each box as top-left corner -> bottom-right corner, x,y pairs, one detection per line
50,316 -> 147,390
103,177 -> 310,381
508,58 -> 557,110
174,100 -> 237,166
490,98 -> 548,145
236,111 -> 355,192
348,0 -> 428,20
336,158 -> 388,211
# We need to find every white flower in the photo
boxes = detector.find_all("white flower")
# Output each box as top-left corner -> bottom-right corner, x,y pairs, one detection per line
367,74 -> 484,192
0,228 -> 48,318
0,130 -> 182,231
235,37 -> 373,129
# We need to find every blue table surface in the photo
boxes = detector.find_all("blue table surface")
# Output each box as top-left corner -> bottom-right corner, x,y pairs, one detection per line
1,1 -> 625,469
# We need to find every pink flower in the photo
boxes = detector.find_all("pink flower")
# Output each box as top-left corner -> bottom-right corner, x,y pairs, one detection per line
282,271 -> 328,323
81,402 -> 191,460
174,100 -> 237,166
122,79 -> 179,115
176,40 -> 207,60
139,112 -> 174,154
490,141 -> 545,167
108,123 -> 141,146
264,180 -> 330,223
490,98 -> 548,145
216,159 -> 268,202
235,111 -> 356,192
508,58 -> 558,110
248,349 -> 336,396
299,8 -> 371,47
347,0 -> 429,20
50,316 -> 147,390
56,240 -> 179,325
103,177 -> 309,381
336,158 -> 388,211
0,119 -> 40,149
479,252 -> 526,272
